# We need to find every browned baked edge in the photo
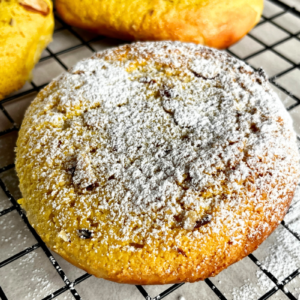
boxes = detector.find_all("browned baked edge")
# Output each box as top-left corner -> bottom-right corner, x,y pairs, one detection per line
55,0 -> 262,49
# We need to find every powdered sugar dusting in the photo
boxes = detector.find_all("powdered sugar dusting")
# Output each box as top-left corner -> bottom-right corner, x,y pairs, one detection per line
0,250 -> 63,300
255,225 -> 300,283
285,184 -> 300,236
17,42 -> 300,270
256,269 -> 276,291
232,279 -> 263,300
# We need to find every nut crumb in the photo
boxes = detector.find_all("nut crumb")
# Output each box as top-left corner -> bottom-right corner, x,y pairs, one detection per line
73,70 -> 85,75
58,230 -> 70,242
9,18 -> 15,26
19,0 -> 50,16
77,229 -> 93,239
182,211 -> 198,230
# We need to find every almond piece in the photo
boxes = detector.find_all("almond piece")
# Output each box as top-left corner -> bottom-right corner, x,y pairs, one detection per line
58,230 -> 70,242
9,18 -> 15,26
19,0 -> 50,16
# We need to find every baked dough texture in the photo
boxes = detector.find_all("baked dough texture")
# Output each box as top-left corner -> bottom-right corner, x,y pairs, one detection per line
0,0 -> 54,100
56,0 -> 263,49
16,42 -> 300,284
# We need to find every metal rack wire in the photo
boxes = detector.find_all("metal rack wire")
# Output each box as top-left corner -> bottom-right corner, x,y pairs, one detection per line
0,0 -> 300,299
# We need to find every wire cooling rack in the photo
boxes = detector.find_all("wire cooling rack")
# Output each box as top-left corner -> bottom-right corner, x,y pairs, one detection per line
1,0 -> 300,299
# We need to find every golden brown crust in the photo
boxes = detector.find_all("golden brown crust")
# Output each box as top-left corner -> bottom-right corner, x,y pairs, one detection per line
51,190 -> 295,285
55,0 -> 263,49
83,191 -> 294,285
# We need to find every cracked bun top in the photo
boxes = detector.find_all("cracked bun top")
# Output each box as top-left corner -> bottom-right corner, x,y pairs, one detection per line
16,41 -> 300,284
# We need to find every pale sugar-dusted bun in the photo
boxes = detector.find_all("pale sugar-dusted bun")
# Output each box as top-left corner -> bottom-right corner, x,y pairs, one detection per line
16,42 -> 300,284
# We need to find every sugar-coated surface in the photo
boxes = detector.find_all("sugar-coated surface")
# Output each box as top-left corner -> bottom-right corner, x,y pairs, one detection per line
16,41 -> 300,284
285,184 -> 300,236
0,248 -> 65,300
210,256 -> 275,300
